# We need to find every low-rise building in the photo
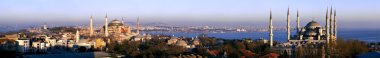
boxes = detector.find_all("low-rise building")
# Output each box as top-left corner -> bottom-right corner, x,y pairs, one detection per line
16,38 -> 30,53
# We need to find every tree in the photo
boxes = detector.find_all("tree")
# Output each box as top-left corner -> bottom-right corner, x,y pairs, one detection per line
234,41 -> 246,49
122,40 -> 140,56
329,39 -> 369,57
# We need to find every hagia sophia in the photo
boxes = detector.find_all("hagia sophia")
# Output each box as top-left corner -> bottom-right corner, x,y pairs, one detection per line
85,14 -> 141,43
100,18 -> 140,42
71,14 -> 143,51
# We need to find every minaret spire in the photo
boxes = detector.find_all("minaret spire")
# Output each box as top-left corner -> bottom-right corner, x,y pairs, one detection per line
334,9 -> 337,40
121,17 -> 124,24
105,13 -> 109,37
296,9 -> 300,33
136,16 -> 140,34
330,6 -> 333,41
43,22 -> 48,30
287,7 -> 291,41
90,15 -> 93,36
269,9 -> 273,47
325,6 -> 330,44
75,30 -> 80,43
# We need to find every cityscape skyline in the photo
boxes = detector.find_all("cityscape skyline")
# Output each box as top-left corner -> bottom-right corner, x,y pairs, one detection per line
0,0 -> 379,58
0,0 -> 379,29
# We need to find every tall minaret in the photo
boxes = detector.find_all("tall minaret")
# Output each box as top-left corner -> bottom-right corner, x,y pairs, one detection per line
329,6 -> 333,40
43,22 -> 48,30
296,10 -> 300,33
105,14 -> 109,37
75,30 -> 80,43
269,10 -> 274,47
334,9 -> 337,40
287,7 -> 291,41
136,16 -> 140,34
121,17 -> 124,24
325,7 -> 330,43
90,15 -> 94,36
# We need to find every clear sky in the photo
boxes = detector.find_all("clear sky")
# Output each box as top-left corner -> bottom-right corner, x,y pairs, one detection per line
0,0 -> 379,29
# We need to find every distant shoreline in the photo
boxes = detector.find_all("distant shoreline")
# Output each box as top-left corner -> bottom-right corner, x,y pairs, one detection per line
1,28 -> 378,42
143,29 -> 380,42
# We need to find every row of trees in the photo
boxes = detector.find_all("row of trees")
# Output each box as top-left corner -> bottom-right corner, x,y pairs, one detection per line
290,38 -> 370,58
106,36 -> 371,58
329,38 -> 370,57
107,36 -> 275,58
107,38 -> 187,58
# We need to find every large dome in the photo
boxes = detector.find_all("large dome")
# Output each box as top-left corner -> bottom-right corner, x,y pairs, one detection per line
109,19 -> 124,26
305,21 -> 321,28
304,30 -> 317,36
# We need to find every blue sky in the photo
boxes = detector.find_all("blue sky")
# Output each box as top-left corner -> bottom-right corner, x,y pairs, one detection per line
0,0 -> 379,29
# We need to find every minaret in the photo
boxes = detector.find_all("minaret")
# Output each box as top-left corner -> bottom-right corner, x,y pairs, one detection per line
296,10 -> 300,33
76,30 -> 80,43
136,16 -> 140,34
43,22 -> 47,30
269,10 -> 274,47
127,26 -> 131,34
325,7 -> 330,43
105,14 -> 109,37
90,15 -> 94,36
287,7 -> 291,41
121,17 -> 124,24
334,9 -> 337,40
329,6 -> 333,40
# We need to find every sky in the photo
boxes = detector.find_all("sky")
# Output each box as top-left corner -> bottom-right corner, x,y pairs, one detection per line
0,0 -> 379,29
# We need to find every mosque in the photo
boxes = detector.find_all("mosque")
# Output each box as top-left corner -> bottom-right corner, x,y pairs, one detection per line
87,14 -> 141,43
269,7 -> 338,46
72,14 -> 142,50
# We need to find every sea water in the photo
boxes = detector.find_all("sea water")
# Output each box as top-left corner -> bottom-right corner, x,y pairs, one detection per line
143,29 -> 380,42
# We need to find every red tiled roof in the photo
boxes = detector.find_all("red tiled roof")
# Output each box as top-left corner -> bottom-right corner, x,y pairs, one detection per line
207,50 -> 219,56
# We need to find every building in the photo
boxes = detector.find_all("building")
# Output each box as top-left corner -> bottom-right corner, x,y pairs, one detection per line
283,7 -> 337,45
101,19 -> 137,41
175,40 -> 189,48
289,21 -> 326,44
267,7 -> 337,46
1,34 -> 32,53
255,38 -> 268,44
100,15 -> 141,42
16,38 -> 30,53
3,34 -> 20,40
131,34 -> 152,42
167,37 -> 179,45
270,7 -> 338,58
0,39 -> 18,52
31,41 -> 48,52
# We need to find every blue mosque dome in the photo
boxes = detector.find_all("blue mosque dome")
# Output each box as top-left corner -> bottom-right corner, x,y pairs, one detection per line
305,20 -> 321,29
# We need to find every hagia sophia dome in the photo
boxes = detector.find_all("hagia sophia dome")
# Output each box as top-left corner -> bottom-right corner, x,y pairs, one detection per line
108,19 -> 124,26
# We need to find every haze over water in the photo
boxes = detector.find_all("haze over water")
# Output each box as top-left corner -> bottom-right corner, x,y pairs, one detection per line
145,28 -> 380,42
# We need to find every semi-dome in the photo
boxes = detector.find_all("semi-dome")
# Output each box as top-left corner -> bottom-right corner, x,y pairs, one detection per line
305,21 -> 321,28
109,19 -> 124,26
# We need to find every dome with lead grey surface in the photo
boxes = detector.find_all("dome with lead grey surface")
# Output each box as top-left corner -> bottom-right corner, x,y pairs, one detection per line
109,19 -> 124,26
304,30 -> 317,36
305,21 -> 321,29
